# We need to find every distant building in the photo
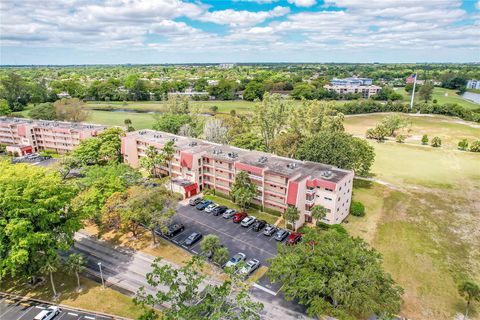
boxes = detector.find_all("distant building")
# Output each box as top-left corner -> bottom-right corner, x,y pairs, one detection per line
330,77 -> 373,86
207,80 -> 219,86
57,92 -> 71,99
219,63 -> 235,69
467,80 -> 480,90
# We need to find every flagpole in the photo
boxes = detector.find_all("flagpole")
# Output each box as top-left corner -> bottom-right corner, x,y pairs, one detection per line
409,73 -> 417,111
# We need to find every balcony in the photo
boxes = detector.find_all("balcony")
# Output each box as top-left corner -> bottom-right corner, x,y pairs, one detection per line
306,188 -> 316,195
305,198 -> 315,205
248,174 -> 263,182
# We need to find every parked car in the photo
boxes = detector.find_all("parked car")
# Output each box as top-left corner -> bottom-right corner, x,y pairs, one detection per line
232,212 -> 248,223
184,232 -> 203,246
224,252 -> 246,268
252,220 -> 267,232
222,208 -> 237,219
263,224 -> 277,236
211,206 -> 227,216
204,203 -> 218,213
239,259 -> 260,277
189,197 -> 203,206
241,216 -> 256,227
196,200 -> 212,210
286,233 -> 302,245
159,222 -> 185,238
274,229 -> 290,241
34,306 -> 61,320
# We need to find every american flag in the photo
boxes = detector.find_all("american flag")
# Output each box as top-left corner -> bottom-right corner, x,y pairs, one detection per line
406,73 -> 416,84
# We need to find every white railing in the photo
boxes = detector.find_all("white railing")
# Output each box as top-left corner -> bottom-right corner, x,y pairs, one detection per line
248,174 -> 263,182
305,199 -> 315,205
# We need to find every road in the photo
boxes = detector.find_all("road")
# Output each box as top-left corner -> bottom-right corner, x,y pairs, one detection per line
73,231 -> 310,320
0,293 -> 117,320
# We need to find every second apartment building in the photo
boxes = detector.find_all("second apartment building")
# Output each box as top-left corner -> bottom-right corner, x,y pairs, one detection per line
122,129 -> 354,226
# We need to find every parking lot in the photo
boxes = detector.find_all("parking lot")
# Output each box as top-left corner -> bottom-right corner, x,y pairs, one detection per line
170,202 -> 286,268
0,293 -> 115,320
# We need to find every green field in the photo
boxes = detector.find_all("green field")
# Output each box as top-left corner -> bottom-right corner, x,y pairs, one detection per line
344,113 -> 480,319
87,110 -> 157,129
396,87 -> 480,110
345,113 -> 480,150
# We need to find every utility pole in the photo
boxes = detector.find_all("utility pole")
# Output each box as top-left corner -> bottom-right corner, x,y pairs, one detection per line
409,73 -> 417,111
98,262 -> 105,289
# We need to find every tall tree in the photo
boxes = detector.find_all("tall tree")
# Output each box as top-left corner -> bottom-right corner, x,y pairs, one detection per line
310,205 -> 327,223
54,98 -> 89,122
230,171 -> 257,212
284,206 -> 300,229
418,81 -> 434,102
0,73 -> 29,111
41,257 -> 61,299
203,118 -> 228,144
253,93 -> 291,152
140,146 -> 164,178
458,280 -> 480,319
268,229 -> 404,319
135,256 -> 263,320
0,99 -> 11,116
28,102 -> 56,120
65,253 -> 87,292
297,131 -> 375,176
0,162 -> 80,281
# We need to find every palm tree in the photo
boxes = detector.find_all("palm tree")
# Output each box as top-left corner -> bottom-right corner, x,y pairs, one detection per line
284,206 -> 300,230
458,280 -> 480,319
65,253 -> 87,292
161,141 -> 175,190
311,205 -> 327,224
41,257 -> 60,299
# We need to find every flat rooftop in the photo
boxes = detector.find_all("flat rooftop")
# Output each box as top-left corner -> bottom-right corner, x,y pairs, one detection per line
128,129 -> 352,183
0,117 -> 108,131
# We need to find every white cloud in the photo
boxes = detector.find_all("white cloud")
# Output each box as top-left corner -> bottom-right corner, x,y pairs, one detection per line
287,0 -> 316,7
198,6 -> 290,27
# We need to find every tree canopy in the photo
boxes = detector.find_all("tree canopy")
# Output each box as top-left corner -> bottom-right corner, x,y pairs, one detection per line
268,229 -> 404,319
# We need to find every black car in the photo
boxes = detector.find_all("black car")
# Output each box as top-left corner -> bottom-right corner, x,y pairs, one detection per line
252,220 -> 267,232
184,232 -> 203,246
263,224 -> 277,236
274,229 -> 290,241
189,197 -> 203,206
162,222 -> 185,238
211,206 -> 227,216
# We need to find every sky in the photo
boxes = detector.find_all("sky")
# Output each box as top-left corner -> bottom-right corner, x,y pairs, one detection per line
0,0 -> 479,65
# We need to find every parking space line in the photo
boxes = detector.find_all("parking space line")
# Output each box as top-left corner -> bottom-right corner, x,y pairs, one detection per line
56,312 -> 68,320
176,210 -> 276,258
68,312 -> 79,316
35,306 -> 45,310
84,316 -> 96,319
15,306 -> 33,320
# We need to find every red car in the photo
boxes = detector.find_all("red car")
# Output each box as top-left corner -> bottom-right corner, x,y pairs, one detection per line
232,212 -> 248,223
286,233 -> 302,245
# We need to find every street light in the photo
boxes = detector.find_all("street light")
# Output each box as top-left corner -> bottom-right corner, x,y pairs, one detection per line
98,262 -> 105,289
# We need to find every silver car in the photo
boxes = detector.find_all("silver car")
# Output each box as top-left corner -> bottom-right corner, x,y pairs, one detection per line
240,216 -> 256,227
34,306 -> 61,320
222,208 -> 237,219
224,252 -> 246,268
239,259 -> 260,277
204,203 -> 218,213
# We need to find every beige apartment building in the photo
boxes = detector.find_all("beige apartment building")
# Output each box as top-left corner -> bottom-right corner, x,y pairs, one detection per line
323,84 -> 382,98
0,117 -> 107,154
122,129 -> 354,226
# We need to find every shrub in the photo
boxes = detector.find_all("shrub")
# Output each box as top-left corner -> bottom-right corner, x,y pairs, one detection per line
431,136 -> 442,148
264,207 -> 282,216
470,140 -> 480,152
458,139 -> 469,151
395,135 -> 406,143
350,201 -> 366,217
421,134 -> 429,145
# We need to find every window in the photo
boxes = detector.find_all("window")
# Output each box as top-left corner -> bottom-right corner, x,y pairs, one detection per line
325,188 -> 334,192
324,197 -> 332,201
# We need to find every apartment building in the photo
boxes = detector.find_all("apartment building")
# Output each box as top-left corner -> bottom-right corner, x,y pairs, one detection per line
0,117 -> 107,154
324,77 -> 381,98
467,79 -> 480,90
122,129 -> 354,226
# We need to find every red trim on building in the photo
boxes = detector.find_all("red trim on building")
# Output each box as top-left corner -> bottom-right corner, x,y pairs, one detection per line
286,181 -> 299,206
180,151 -> 193,169
306,179 -> 336,190
235,162 -> 263,176
17,125 -> 26,137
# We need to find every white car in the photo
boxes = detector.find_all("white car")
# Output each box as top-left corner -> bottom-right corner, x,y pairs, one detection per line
224,252 -> 246,268
204,203 -> 218,213
239,259 -> 260,277
34,306 -> 61,320
222,208 -> 237,219
240,216 -> 256,227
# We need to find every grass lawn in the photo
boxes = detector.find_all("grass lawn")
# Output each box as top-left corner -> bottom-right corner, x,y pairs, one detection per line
345,180 -> 480,320
86,110 -> 156,129
396,87 -> 479,110
0,273 -> 144,319
203,194 -> 279,225
344,113 -> 480,150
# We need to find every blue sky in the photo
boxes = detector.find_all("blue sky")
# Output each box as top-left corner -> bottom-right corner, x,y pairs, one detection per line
0,0 -> 479,65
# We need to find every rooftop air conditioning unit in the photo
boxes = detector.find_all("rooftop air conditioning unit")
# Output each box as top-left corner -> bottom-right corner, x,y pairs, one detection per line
287,163 -> 297,169
258,156 -> 268,163
189,141 -> 198,146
